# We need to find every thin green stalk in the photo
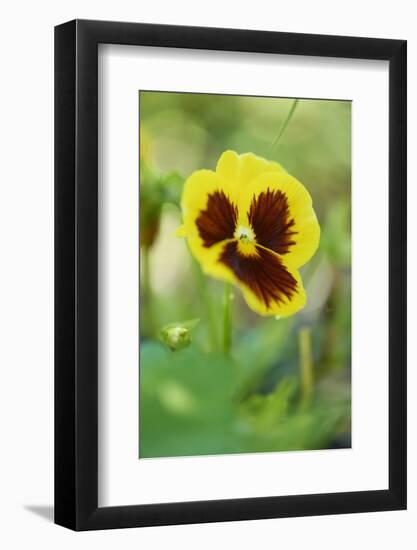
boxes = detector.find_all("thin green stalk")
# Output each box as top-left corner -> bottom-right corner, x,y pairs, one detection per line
222,282 -> 233,356
298,326 -> 313,404
141,246 -> 155,336
192,261 -> 218,352
269,99 -> 299,154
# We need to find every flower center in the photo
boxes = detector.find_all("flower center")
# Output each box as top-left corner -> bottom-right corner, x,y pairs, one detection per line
235,225 -> 255,243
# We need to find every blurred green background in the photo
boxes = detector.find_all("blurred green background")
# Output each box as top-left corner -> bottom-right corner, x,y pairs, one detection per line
139,91 -> 351,458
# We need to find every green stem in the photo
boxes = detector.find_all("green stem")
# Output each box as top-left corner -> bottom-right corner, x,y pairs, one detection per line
269,99 -> 299,154
222,282 -> 233,356
192,261 -> 218,352
298,326 -> 313,404
142,246 -> 155,336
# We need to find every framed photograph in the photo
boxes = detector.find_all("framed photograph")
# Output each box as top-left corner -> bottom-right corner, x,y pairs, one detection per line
55,19 -> 406,530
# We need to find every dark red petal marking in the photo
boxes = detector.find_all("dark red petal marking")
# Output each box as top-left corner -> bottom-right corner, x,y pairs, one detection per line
196,190 -> 237,247
248,189 -> 297,255
220,242 -> 298,308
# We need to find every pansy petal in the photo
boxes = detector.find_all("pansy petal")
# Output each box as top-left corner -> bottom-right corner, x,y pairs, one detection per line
215,150 -> 240,183
241,265 -> 306,317
218,241 -> 306,317
180,169 -> 237,239
237,152 -> 286,190
188,239 -> 237,283
238,171 -> 320,269
180,169 -> 239,274
216,150 -> 285,190
196,189 -> 237,247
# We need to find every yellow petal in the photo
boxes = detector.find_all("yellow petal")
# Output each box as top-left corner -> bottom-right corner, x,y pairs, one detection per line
180,169 -> 237,274
189,239 -> 237,284
180,169 -> 236,234
239,261 -> 306,317
238,171 -> 320,269
216,150 -> 285,192
215,150 -> 240,183
209,241 -> 307,318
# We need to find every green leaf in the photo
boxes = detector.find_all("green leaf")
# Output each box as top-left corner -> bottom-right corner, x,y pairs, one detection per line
139,342 -> 239,457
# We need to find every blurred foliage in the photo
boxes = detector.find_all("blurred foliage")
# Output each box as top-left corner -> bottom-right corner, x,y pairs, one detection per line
140,342 -> 349,457
140,343 -> 237,457
139,92 -> 351,458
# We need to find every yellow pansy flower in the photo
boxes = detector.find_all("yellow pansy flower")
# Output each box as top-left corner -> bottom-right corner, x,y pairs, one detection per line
177,151 -> 320,317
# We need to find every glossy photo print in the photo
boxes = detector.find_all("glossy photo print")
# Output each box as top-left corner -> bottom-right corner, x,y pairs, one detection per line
139,91 -> 351,459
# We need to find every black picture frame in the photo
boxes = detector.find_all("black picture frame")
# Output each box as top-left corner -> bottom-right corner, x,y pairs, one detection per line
55,19 -> 407,531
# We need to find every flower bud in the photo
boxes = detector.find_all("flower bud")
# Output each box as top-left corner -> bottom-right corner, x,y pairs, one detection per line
159,319 -> 200,352
160,326 -> 191,351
